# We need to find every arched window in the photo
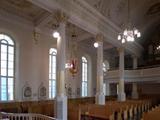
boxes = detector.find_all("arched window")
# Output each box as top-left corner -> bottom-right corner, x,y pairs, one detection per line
0,34 -> 15,101
49,48 -> 57,98
82,56 -> 88,97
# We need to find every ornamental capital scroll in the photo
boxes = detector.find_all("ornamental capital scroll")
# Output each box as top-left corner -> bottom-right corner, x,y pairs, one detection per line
117,47 -> 125,53
54,10 -> 68,24
95,33 -> 104,42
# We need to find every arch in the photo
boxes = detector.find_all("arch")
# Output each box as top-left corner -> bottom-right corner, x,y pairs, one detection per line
0,28 -> 19,45
0,33 -> 15,101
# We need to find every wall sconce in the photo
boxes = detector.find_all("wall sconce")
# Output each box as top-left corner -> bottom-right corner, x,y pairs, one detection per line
52,30 -> 60,39
94,42 -> 99,48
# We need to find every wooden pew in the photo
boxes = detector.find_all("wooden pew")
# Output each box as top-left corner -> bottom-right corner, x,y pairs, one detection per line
142,105 -> 160,120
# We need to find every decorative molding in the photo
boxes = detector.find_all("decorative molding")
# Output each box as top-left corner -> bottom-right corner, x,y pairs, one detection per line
147,3 -> 160,16
54,10 -> 68,24
38,82 -> 47,100
117,47 -> 124,53
95,33 -> 104,42
22,82 -> 32,100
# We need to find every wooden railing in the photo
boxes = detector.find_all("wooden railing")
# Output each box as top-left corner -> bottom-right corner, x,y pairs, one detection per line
0,112 -> 56,120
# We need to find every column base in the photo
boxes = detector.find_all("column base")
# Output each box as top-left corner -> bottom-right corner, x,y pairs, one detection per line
55,95 -> 67,120
118,92 -> 126,101
132,92 -> 139,99
95,93 -> 105,105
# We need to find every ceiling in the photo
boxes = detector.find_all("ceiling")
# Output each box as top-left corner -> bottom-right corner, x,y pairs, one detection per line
0,0 -> 50,22
0,0 -> 159,50
84,0 -> 160,45
84,0 -> 160,27
0,0 -> 114,50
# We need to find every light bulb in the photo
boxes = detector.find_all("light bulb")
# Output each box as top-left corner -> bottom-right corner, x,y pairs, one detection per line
94,42 -> 99,48
65,63 -> 73,69
122,38 -> 125,43
137,32 -> 141,38
118,35 -> 121,40
123,30 -> 127,36
131,37 -> 135,41
53,31 -> 60,38
127,36 -> 132,41
134,29 -> 138,35
65,63 -> 70,68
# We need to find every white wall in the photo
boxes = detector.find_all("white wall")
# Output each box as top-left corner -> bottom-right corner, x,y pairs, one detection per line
65,44 -> 97,98
0,18 -> 58,101
0,17 -> 97,101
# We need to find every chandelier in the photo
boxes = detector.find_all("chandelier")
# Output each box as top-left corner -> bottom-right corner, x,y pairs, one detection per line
65,28 -> 78,77
157,45 -> 160,50
117,0 -> 141,43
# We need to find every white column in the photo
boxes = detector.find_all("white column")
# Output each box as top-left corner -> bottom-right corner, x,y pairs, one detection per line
105,82 -> 110,96
133,56 -> 138,69
132,56 -> 139,99
95,34 -> 105,105
55,13 -> 67,120
118,48 -> 126,101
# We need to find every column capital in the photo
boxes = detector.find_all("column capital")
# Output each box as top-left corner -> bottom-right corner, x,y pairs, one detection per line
131,54 -> 138,59
95,33 -> 104,42
54,10 -> 69,24
117,47 -> 124,53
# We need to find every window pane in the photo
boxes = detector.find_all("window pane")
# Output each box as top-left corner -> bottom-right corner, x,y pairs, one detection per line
8,61 -> 13,69
1,53 -> 7,61
1,40 -> 7,44
4,36 -> 14,45
8,78 -> 13,100
49,73 -> 51,79
49,80 -> 51,98
52,64 -> 56,73
8,69 -> 13,76
1,68 -> 7,76
52,73 -> 56,79
1,44 -> 7,53
52,80 -> 56,98
8,46 -> 14,54
1,77 -> 7,100
8,54 -> 14,62
1,60 -> 7,69
49,56 -> 51,73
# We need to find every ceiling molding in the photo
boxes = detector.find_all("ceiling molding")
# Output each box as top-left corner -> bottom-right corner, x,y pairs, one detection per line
0,9 -> 34,30
77,33 -> 92,42
34,12 -> 52,27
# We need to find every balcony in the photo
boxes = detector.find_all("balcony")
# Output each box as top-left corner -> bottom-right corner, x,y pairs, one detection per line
105,66 -> 160,83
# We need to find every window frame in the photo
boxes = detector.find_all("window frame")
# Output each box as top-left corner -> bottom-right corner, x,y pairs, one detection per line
49,48 -> 57,99
0,33 -> 15,101
81,56 -> 88,97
